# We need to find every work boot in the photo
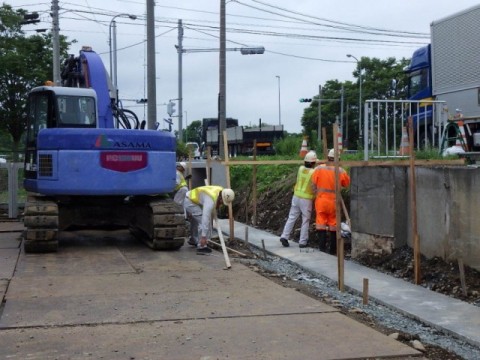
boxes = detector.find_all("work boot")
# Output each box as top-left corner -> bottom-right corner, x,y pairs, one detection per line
329,231 -> 337,256
280,238 -> 289,247
316,231 -> 327,252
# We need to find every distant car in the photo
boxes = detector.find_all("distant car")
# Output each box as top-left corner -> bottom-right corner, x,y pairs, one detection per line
186,142 -> 201,159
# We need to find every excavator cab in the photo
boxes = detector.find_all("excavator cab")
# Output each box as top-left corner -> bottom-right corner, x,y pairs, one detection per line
24,86 -> 98,181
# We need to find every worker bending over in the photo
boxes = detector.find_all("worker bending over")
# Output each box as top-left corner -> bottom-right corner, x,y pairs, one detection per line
280,150 -> 317,248
183,185 -> 235,254
311,149 -> 350,255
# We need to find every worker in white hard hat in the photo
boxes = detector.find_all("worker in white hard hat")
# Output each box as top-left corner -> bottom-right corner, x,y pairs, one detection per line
311,148 -> 350,255
280,150 -> 317,248
173,162 -> 190,206
183,185 -> 235,254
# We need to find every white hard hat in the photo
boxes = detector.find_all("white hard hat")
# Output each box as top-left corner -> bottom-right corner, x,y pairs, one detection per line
177,162 -> 186,170
304,151 -> 317,163
328,148 -> 335,159
221,188 -> 235,205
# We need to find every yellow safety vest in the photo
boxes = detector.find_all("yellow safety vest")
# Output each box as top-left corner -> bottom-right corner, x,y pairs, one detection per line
294,166 -> 315,200
175,172 -> 187,191
189,185 -> 223,205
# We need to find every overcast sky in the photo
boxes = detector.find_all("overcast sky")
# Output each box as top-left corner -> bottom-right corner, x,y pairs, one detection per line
16,0 -> 480,135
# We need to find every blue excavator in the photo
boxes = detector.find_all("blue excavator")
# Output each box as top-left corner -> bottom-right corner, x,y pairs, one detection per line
23,46 -> 186,252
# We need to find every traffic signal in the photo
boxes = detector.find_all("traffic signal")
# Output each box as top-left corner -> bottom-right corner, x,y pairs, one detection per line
299,98 -> 312,103
167,101 -> 176,116
21,12 -> 40,25
240,47 -> 265,55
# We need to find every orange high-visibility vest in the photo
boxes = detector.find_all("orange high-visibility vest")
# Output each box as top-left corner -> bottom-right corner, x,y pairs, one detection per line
312,166 -> 350,199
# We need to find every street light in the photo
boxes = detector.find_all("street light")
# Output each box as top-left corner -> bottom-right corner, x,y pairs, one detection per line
109,14 -> 137,92
276,75 -> 281,125
346,54 -> 363,142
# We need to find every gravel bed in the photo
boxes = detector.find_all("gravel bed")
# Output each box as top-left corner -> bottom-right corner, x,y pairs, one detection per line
238,250 -> 480,360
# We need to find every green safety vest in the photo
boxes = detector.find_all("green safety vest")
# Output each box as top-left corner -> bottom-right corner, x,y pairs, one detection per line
294,166 -> 315,200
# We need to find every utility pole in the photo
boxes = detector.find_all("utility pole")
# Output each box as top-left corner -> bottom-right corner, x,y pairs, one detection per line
51,0 -> 61,85
340,84 -> 344,136
218,0 -> 226,159
318,85 -> 322,143
146,0 -> 157,130
177,20 -> 184,141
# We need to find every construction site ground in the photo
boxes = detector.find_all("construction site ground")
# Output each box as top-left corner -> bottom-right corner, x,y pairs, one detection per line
0,220 -> 425,360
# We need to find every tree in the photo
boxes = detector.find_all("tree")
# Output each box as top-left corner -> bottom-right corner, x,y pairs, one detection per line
300,56 -> 410,150
0,4 -> 71,160
184,120 -> 203,144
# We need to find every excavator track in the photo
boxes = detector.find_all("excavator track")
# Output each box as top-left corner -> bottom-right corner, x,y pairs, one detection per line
130,197 -> 186,251
23,194 -> 59,253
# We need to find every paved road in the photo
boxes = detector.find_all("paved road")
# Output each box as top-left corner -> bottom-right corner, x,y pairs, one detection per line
0,221 -> 420,359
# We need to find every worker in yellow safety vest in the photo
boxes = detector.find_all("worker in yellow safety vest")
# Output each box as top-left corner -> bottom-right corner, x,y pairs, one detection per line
183,185 -> 235,254
173,162 -> 190,206
279,150 -> 317,248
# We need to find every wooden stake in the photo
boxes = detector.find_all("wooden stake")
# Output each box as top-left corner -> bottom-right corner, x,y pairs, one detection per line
458,258 -> 468,297
222,130 -> 234,242
207,239 -> 248,257
214,216 -> 231,269
322,127 -> 328,158
341,197 -> 351,227
244,226 -> 249,246
363,278 -> 369,305
408,117 -> 421,284
206,146 -> 211,186
261,239 -> 267,260
333,123 -> 345,292
252,140 -> 257,226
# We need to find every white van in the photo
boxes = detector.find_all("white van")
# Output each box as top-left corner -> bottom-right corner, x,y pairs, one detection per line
186,142 -> 201,159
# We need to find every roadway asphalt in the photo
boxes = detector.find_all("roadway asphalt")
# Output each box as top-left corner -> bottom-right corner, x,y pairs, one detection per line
218,219 -> 480,349
0,219 -> 422,359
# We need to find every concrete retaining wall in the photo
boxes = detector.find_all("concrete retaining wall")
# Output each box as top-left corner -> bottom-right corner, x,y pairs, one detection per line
350,165 -> 480,271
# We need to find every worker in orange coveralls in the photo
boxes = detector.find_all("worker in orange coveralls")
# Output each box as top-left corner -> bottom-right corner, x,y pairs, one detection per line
311,148 -> 350,255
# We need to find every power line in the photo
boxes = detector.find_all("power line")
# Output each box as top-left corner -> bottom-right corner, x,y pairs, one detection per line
239,0 -> 429,38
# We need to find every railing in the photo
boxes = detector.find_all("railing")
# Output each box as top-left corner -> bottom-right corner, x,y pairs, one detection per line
0,162 -> 25,219
362,99 -> 448,161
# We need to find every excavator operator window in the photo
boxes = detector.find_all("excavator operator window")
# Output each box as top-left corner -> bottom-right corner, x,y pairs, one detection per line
26,92 -> 50,142
57,96 -> 96,127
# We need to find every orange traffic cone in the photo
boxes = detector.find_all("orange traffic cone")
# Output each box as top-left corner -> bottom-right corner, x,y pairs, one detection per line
399,126 -> 410,155
299,137 -> 308,157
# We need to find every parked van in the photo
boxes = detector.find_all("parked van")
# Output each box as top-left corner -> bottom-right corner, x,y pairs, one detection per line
186,142 -> 201,159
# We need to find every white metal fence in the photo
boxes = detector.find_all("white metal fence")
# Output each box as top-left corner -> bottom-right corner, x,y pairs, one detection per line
362,99 -> 448,160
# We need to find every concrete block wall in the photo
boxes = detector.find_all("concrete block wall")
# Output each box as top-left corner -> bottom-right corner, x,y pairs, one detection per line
351,165 -> 480,271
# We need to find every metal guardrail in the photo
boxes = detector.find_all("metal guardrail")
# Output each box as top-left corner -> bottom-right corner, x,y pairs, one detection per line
362,99 -> 448,161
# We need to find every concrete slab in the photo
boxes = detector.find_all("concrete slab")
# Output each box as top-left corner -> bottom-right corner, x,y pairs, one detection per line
0,313 -> 420,360
0,248 -> 19,279
0,221 -> 422,359
0,231 -> 22,249
1,261 -> 334,328
0,221 -> 24,232
0,279 -> 7,301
